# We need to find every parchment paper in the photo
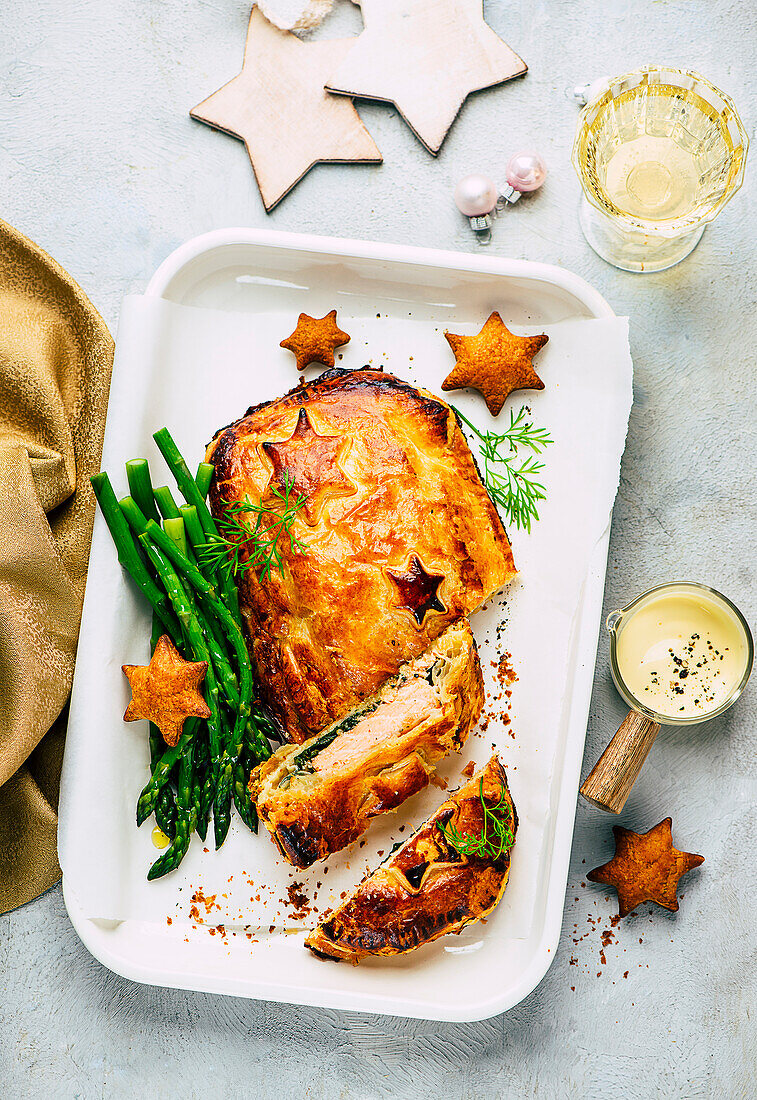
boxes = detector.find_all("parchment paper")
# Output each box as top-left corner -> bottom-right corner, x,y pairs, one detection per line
60,297 -> 632,943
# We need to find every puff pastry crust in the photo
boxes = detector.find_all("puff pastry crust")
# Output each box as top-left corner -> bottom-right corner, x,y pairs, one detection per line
305,755 -> 516,963
207,367 -> 516,741
250,619 -> 483,869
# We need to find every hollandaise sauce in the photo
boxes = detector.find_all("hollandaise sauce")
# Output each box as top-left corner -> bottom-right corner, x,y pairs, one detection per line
612,584 -> 752,722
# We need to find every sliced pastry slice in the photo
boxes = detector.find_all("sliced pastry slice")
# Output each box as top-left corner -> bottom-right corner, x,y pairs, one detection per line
250,619 -> 483,869
305,754 -> 516,963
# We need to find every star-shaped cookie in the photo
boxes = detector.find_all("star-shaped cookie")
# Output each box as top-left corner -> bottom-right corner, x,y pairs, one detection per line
263,407 -> 356,524
280,310 -> 350,371
588,818 -> 704,918
442,311 -> 548,416
326,0 -> 527,154
122,635 -> 210,747
387,554 -> 445,625
190,7 -> 382,211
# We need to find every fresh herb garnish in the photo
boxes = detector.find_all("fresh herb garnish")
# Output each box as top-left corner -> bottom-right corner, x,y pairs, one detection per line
454,405 -> 552,533
200,472 -> 308,582
439,778 -> 514,862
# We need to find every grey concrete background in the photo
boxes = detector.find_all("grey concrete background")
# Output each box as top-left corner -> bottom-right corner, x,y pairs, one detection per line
1,1 -> 755,1097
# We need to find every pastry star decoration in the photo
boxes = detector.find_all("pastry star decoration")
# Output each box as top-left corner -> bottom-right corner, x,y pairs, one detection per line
122,635 -> 211,747
190,7 -> 382,211
387,554 -> 445,625
326,0 -> 527,155
588,818 -> 704,918
262,407 -> 356,524
280,310 -> 350,372
442,311 -> 548,416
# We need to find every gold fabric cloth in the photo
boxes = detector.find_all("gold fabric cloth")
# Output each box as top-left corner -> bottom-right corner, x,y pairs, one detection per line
0,219 -> 113,914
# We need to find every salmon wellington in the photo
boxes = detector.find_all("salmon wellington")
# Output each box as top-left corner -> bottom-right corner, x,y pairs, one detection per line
206,367 -> 516,743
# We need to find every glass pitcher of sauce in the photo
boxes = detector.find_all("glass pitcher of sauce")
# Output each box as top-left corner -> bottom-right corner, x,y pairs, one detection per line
580,582 -> 753,812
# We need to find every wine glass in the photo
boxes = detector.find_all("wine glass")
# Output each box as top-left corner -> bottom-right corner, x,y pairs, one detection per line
571,67 -> 749,272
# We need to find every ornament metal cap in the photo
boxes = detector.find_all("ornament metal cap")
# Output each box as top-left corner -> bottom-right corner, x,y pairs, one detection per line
498,184 -> 522,206
571,76 -> 610,107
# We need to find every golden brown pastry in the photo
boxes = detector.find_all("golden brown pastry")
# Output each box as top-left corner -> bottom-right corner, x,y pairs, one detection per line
305,754 -> 516,963
121,635 -> 210,747
250,619 -> 483,868
279,309 -> 350,372
207,367 -> 516,741
587,818 -> 704,918
442,312 -> 548,417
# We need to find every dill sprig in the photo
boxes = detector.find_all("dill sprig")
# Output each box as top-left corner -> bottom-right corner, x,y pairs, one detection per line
199,472 -> 308,583
454,405 -> 553,533
439,779 -> 514,862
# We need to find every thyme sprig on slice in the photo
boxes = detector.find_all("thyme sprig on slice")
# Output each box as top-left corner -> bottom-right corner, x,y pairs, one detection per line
200,472 -> 308,583
453,405 -> 553,533
439,779 -> 515,862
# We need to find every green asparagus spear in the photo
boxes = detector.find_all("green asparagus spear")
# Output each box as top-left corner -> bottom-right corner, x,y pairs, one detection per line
193,731 -> 210,841
195,462 -> 214,500
147,514 -> 239,708
142,520 -> 252,710
163,515 -> 201,569
180,504 -> 213,578
212,771 -> 234,847
142,516 -> 217,593
179,504 -> 205,551
147,616 -> 178,839
137,724 -> 195,825
120,494 -> 202,610
233,765 -> 258,833
143,616 -> 178,836
163,516 -> 190,560
90,473 -> 178,636
232,720 -> 260,833
214,706 -> 272,844
153,427 -> 242,627
148,738 -> 196,879
125,459 -> 160,523
154,484 -> 182,521
120,501 -> 239,713
195,594 -> 239,710
153,428 -> 218,537
118,493 -> 149,534
154,781 -> 178,841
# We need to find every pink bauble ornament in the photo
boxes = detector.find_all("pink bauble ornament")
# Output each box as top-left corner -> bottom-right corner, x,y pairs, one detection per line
505,151 -> 547,193
454,174 -> 498,217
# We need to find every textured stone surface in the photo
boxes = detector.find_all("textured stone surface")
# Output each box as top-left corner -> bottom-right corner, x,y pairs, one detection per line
1,1 -> 755,1097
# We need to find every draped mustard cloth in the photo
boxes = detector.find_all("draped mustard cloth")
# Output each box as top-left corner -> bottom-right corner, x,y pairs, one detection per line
0,218 -> 113,914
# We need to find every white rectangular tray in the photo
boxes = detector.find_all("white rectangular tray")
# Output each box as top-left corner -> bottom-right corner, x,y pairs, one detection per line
61,230 -> 619,1021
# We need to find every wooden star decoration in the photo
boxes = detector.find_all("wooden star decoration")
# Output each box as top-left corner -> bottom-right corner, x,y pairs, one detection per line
588,818 -> 704,918
387,554 -> 445,625
190,7 -> 382,211
325,0 -> 527,155
442,311 -> 548,416
122,635 -> 211,747
280,310 -> 350,372
262,407 -> 356,524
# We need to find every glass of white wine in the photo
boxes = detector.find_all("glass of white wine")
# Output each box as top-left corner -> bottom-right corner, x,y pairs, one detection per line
572,67 -> 748,272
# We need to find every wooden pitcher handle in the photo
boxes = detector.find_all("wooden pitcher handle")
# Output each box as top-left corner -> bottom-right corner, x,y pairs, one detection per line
580,711 -> 661,813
